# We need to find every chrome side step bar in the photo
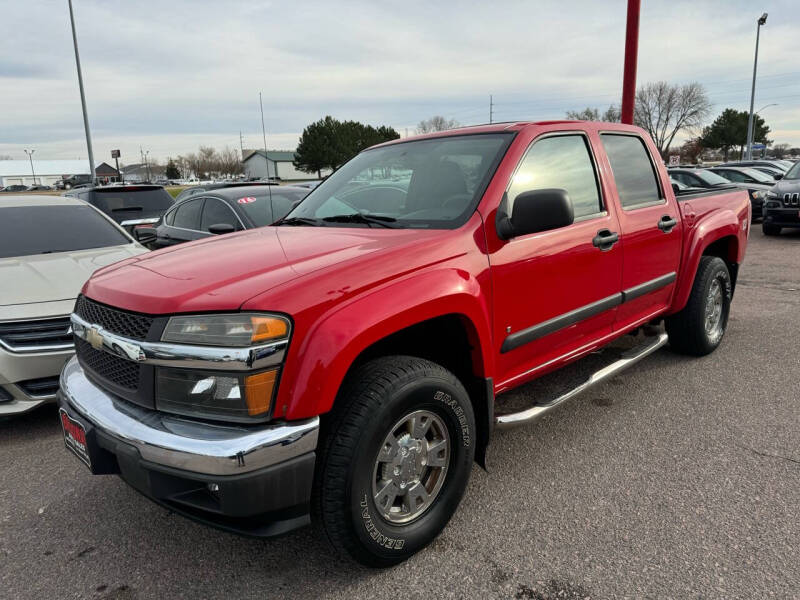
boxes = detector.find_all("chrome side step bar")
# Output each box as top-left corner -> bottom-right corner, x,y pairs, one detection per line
495,333 -> 668,430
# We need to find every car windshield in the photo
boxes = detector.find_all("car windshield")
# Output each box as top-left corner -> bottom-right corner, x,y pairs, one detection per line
739,168 -> 775,183
283,133 -> 513,229
695,170 -> 731,186
0,205 -> 131,259
784,161 -> 800,180
238,189 -> 308,226
91,187 -> 174,212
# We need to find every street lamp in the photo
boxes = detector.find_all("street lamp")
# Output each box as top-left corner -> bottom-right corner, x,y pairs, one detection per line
23,149 -> 36,185
145,150 -> 150,181
68,0 -> 96,184
745,12 -> 768,160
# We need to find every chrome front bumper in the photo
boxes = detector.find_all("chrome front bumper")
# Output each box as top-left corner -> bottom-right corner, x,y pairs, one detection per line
58,356 -> 319,476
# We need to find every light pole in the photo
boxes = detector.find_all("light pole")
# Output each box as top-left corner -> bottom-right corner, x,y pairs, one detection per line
24,149 -> 36,185
68,0 -> 96,184
745,12 -> 768,161
145,150 -> 150,181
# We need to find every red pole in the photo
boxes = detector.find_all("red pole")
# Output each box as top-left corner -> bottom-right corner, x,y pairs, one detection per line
620,0 -> 641,124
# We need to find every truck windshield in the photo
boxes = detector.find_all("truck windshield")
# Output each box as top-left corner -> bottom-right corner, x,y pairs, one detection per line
0,205 -> 131,259
282,133 -> 513,229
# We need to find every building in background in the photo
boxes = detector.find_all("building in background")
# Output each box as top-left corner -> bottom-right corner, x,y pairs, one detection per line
242,150 -> 323,181
0,160 -> 120,187
120,162 -> 165,183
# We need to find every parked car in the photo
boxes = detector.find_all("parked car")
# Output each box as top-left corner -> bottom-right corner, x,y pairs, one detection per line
669,167 -> 767,218
720,160 -> 788,179
707,166 -> 774,217
1,184 -> 29,192
27,184 -> 53,191
143,185 -> 308,248
58,121 -> 749,567
0,196 -> 147,417
292,180 -> 323,190
63,184 -> 175,234
762,160 -> 800,235
55,174 -> 93,190
174,181 -> 278,203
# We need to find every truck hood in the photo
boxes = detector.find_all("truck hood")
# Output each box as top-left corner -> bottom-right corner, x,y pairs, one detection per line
0,244 -> 147,307
83,226 -> 446,314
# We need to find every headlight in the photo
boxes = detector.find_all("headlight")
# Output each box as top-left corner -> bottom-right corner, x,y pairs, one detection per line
162,313 -> 289,346
751,190 -> 766,200
766,191 -> 778,198
155,367 -> 278,422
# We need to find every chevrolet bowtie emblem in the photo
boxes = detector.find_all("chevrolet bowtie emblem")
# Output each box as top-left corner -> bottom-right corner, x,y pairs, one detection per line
86,327 -> 103,350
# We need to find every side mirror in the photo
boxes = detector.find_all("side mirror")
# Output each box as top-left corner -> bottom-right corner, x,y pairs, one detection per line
208,223 -> 236,235
773,173 -> 783,180
672,183 -> 681,194
133,226 -> 156,245
496,188 -> 574,240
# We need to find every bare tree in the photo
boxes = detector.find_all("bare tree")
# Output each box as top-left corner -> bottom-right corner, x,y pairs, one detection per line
416,115 -> 460,134
565,105 -> 620,122
217,146 -> 243,177
634,82 -> 711,159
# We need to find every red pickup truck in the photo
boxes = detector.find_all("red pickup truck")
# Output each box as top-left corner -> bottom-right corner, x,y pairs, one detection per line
58,121 -> 750,566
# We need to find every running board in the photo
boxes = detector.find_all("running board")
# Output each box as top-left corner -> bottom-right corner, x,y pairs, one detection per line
495,333 -> 668,430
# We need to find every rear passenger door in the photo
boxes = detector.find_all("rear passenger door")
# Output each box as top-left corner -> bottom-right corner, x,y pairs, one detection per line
599,133 -> 682,331
158,197 -> 205,246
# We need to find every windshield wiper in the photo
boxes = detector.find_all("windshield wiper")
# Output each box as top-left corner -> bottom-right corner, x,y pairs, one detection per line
321,213 -> 399,228
274,216 -> 323,226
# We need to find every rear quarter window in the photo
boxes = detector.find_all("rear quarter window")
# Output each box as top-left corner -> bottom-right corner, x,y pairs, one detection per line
601,134 -> 663,209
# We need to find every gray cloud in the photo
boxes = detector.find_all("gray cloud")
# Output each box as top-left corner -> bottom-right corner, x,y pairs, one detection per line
1,0 -> 799,161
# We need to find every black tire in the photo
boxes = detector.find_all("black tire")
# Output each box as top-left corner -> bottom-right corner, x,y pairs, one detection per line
666,256 -> 731,356
762,224 -> 781,236
312,356 -> 476,567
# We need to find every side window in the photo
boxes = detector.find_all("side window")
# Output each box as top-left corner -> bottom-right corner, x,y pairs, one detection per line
686,174 -> 703,187
164,208 -> 175,225
508,134 -> 602,219
600,134 -> 662,209
172,198 -> 203,230
671,172 -> 688,186
200,198 -> 240,232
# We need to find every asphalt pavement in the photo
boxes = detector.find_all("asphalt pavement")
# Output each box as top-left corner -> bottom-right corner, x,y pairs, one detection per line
1,227 -> 798,599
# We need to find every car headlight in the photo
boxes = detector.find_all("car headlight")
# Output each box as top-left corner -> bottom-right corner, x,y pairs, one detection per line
157,313 -> 290,422
162,313 -> 289,346
751,190 -> 766,200
766,191 -> 778,199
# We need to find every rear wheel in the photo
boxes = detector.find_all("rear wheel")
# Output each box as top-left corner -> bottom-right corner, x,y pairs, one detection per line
666,256 -> 731,356
312,356 -> 475,567
762,224 -> 781,236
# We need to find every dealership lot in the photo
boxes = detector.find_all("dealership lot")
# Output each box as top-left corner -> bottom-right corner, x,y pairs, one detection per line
1,229 -> 798,599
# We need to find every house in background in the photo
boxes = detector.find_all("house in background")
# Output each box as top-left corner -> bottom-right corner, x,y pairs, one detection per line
0,160 -> 119,187
242,150 -> 325,181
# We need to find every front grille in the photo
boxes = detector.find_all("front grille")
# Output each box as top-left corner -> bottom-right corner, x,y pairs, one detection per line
17,376 -> 60,398
783,193 -> 799,207
74,295 -> 153,340
75,338 -> 140,390
0,317 -> 73,352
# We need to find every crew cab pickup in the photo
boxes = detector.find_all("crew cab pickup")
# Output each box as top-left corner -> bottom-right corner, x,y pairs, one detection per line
57,121 -> 749,567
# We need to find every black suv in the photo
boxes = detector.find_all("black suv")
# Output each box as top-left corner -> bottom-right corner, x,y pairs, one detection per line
762,161 -> 800,236
63,184 -> 175,233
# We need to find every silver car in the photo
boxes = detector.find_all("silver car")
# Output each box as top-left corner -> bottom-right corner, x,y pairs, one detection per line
0,196 -> 148,416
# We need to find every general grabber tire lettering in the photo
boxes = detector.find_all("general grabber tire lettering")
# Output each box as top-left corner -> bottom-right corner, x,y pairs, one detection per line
311,356 -> 476,567
666,256 -> 731,356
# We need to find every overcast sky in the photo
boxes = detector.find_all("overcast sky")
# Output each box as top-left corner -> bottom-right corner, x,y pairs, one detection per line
2,0 -> 799,163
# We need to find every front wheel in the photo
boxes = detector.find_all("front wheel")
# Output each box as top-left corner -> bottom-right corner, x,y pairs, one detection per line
762,223 -> 781,236
666,256 -> 731,356
312,356 -> 475,567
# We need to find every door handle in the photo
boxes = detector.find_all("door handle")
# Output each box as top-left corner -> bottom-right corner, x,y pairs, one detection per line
658,215 -> 678,233
592,229 -> 619,251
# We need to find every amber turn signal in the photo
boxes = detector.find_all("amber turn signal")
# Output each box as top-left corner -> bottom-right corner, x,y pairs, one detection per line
250,316 -> 289,343
244,369 -> 278,416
